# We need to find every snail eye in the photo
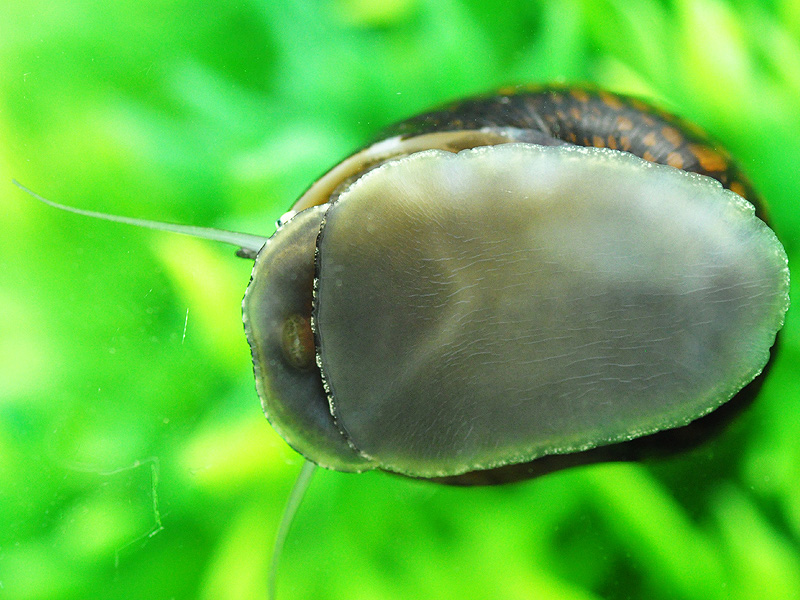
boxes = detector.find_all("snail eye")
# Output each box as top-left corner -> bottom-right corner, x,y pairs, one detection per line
281,314 -> 315,370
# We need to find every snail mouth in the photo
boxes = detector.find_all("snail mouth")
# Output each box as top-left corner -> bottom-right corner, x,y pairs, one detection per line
280,314 -> 316,371
243,204 -> 371,473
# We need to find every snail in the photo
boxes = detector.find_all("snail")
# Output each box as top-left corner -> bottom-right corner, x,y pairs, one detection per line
239,85 -> 788,483
17,84 -> 790,596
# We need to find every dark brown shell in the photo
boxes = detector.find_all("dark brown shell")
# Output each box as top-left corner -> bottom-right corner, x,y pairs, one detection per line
379,85 -> 763,216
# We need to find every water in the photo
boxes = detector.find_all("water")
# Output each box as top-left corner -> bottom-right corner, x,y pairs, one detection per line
2,0 -> 799,598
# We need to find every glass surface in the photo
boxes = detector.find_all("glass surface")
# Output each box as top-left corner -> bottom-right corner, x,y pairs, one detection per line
1,1 -> 798,599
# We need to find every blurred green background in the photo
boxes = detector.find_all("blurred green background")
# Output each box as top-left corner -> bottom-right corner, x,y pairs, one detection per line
1,0 -> 799,599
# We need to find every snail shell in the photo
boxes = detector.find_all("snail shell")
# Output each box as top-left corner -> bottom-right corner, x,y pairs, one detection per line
243,86 -> 789,483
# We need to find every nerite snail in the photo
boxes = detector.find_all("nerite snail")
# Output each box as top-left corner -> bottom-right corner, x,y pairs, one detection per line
252,85 -> 788,483
17,85 -> 789,584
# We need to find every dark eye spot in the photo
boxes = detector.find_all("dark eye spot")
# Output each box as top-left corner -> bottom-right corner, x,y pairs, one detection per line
281,314 -> 315,370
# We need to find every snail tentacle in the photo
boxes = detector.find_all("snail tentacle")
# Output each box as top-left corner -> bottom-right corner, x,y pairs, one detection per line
13,180 -> 268,254
268,460 -> 317,600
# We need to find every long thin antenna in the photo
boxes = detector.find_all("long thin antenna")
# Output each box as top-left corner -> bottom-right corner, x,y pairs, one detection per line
12,180 -> 269,253
269,460 -> 317,600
